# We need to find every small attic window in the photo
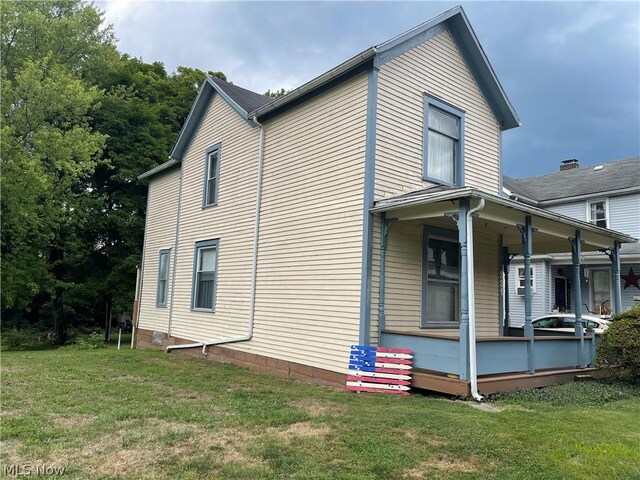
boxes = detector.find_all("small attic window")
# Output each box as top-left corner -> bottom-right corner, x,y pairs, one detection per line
593,165 -> 604,171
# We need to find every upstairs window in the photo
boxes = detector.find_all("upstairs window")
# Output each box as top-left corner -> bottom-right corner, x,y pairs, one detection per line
423,95 -> 464,187
588,199 -> 608,228
203,145 -> 221,207
192,239 -> 219,311
156,249 -> 170,307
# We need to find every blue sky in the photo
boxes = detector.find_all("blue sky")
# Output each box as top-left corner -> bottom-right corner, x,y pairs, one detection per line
97,1 -> 640,178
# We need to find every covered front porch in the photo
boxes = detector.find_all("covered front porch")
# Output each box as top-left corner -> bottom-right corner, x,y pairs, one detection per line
371,187 -> 635,396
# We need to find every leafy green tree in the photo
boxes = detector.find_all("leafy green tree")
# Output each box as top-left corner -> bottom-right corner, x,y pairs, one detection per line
264,88 -> 288,99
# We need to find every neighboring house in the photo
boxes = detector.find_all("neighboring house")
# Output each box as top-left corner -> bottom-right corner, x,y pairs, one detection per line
504,157 -> 640,322
134,6 -> 636,398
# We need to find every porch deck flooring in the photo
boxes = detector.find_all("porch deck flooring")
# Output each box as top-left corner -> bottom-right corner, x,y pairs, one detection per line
412,366 -> 612,398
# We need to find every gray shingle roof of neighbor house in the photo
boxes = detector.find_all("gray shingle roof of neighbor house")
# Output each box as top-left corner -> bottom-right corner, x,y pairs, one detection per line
504,156 -> 640,204
208,77 -> 272,113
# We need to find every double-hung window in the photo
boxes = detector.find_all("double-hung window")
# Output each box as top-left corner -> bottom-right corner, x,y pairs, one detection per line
516,267 -> 535,296
156,249 -> 170,307
203,144 -> 221,207
587,199 -> 608,228
422,227 -> 460,327
192,239 -> 219,311
423,95 -> 464,186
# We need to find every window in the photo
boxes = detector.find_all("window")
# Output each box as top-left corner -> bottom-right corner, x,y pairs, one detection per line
587,199 -> 608,228
422,227 -> 460,327
423,95 -> 464,186
156,249 -> 170,307
203,144 -> 221,207
191,239 -> 219,311
516,267 -> 535,296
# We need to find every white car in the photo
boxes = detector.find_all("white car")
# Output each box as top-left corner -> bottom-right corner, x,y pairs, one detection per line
523,314 -> 611,335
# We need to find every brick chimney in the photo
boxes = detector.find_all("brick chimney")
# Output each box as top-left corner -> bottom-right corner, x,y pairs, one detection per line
560,159 -> 579,171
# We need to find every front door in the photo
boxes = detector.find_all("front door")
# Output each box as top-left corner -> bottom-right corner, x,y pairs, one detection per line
554,277 -> 567,312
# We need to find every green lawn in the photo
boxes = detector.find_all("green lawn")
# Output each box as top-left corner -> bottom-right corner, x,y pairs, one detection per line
1,345 -> 639,479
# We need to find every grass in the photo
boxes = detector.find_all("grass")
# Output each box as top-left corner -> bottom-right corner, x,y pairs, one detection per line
1,345 -> 639,479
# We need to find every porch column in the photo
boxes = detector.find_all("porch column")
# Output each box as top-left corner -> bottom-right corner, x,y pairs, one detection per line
518,216 -> 535,373
570,230 -> 586,368
378,214 -> 397,333
612,241 -> 622,315
502,246 -> 511,336
457,199 -> 470,381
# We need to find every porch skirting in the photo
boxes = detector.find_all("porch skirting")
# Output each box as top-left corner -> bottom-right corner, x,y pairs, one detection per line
135,328 -> 345,387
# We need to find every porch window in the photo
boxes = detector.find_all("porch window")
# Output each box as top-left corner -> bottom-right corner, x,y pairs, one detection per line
516,267 -> 535,296
191,239 -> 219,311
422,227 -> 460,327
203,144 -> 221,207
423,94 -> 464,187
587,199 -> 608,228
156,249 -> 170,307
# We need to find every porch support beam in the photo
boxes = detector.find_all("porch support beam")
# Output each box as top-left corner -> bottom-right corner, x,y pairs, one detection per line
378,214 -> 397,333
501,246 -> 516,336
569,230 -> 586,368
612,241 -> 622,315
457,199 -> 470,381
518,216 -> 535,373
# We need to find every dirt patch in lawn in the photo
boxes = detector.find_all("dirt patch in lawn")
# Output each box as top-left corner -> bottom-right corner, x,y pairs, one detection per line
51,414 -> 98,429
404,456 -> 488,477
288,399 -> 347,418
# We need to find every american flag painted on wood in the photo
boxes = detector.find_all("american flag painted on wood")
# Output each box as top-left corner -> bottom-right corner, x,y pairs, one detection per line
346,345 -> 413,395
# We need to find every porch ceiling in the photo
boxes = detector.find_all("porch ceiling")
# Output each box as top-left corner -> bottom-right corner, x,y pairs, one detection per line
373,187 -> 637,253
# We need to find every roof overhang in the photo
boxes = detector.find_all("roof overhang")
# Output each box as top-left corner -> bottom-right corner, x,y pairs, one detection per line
373,187 -> 637,254
138,158 -> 180,181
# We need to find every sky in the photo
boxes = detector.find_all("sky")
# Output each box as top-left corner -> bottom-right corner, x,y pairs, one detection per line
96,1 -> 640,178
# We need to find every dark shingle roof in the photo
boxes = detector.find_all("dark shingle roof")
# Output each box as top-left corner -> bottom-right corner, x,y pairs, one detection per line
504,157 -> 640,203
209,77 -> 272,113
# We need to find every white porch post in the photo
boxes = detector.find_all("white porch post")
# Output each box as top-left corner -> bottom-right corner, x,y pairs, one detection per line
457,199 -> 470,381
570,230 -> 586,368
519,216 -> 535,373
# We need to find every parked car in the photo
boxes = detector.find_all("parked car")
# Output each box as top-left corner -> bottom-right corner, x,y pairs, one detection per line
520,314 -> 611,334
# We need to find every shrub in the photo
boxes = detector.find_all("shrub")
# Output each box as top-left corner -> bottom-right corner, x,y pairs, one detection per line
596,305 -> 640,382
73,332 -> 106,350
1,329 -> 55,350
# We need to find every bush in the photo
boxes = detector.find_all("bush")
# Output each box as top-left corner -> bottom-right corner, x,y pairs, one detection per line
596,305 -> 640,382
1,329 -> 55,350
73,332 -> 106,350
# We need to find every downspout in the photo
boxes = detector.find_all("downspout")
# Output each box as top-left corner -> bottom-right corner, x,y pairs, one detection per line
165,116 -> 266,353
467,198 -> 485,401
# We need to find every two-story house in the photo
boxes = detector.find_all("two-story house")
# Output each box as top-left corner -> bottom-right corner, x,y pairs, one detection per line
133,6 -> 635,398
504,157 -> 640,322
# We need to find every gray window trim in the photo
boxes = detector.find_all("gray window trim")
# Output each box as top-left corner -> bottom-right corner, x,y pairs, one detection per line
190,239 -> 219,312
156,249 -> 171,307
202,143 -> 221,208
423,94 -> 465,187
421,226 -> 460,329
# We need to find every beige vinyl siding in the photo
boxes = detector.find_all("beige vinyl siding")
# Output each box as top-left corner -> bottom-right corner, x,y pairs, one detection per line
253,73 -> 368,373
170,93 -> 260,342
375,29 -> 501,199
168,73 -> 368,374
138,168 -> 180,333
383,221 -> 500,336
369,215 -> 381,346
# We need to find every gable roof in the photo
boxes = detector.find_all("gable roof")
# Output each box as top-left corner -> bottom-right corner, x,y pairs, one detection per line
160,5 -> 518,168
504,156 -> 640,205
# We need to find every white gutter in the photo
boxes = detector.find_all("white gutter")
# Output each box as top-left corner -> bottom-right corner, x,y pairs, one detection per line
165,116 -> 266,354
467,198 -> 486,401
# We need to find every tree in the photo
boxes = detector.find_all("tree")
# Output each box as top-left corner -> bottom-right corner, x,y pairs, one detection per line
264,88 -> 288,99
1,1 -> 112,339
